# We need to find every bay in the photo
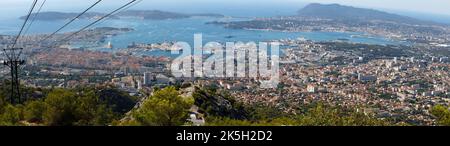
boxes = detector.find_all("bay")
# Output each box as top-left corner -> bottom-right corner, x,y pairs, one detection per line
0,17 -> 402,57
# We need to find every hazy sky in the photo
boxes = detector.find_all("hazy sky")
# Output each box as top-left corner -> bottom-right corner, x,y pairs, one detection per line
0,0 -> 449,18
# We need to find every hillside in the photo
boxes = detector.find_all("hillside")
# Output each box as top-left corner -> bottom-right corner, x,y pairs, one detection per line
21,10 -> 224,21
19,11 -> 117,20
117,10 -> 224,20
297,3 -> 432,25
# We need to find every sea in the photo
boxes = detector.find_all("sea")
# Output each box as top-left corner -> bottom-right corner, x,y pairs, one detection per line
0,16 -> 402,57
1,4 -> 442,57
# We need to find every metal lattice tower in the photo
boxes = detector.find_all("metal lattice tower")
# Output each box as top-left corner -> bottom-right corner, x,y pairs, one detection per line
3,47 -> 26,104
1,0 -> 38,104
1,0 -> 140,104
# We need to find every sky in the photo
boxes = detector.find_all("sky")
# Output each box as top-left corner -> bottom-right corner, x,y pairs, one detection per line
0,0 -> 449,18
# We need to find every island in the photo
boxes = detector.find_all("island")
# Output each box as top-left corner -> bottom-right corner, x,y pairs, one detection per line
21,10 -> 225,21
20,12 -> 119,20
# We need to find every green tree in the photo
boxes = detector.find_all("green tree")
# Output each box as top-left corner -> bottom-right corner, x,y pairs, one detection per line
73,90 -> 115,126
431,105 -> 450,126
0,104 -> 22,126
206,103 -> 389,126
132,86 -> 193,126
0,84 -> 136,126
23,100 -> 47,123
43,89 -> 79,126
297,104 -> 388,126
206,117 -> 254,126
42,88 -> 118,126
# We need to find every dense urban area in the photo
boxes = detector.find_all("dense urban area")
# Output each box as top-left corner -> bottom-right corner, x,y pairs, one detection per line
0,3 -> 449,126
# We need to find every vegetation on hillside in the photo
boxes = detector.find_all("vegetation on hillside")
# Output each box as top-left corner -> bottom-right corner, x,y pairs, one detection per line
128,86 -> 193,126
0,83 -> 136,126
430,105 -> 450,126
1,82 -> 446,126
194,87 -> 390,126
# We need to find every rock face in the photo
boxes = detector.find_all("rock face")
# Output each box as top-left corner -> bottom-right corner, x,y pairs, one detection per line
98,88 -> 136,114
192,87 -> 247,119
297,3 -> 431,25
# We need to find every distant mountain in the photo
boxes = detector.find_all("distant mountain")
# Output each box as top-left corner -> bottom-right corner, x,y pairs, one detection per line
297,3 -> 432,25
117,10 -> 224,20
21,10 -> 224,21
189,13 -> 225,18
117,10 -> 190,20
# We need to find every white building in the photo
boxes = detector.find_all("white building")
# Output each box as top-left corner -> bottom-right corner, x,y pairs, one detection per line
307,84 -> 317,93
